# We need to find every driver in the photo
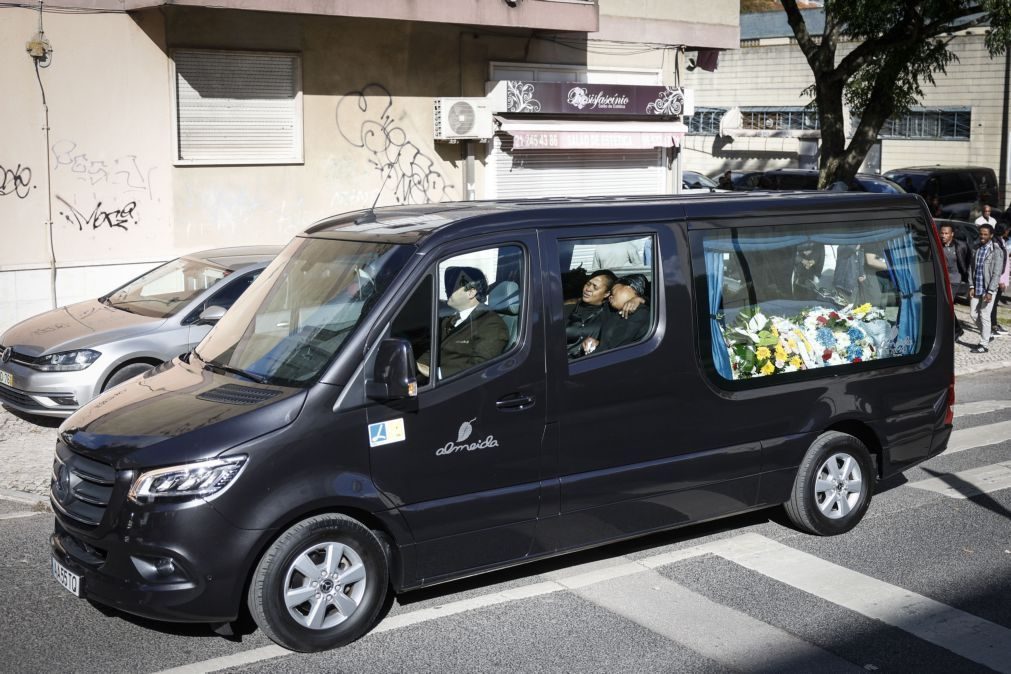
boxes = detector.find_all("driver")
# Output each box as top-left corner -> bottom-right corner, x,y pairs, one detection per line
417,267 -> 508,379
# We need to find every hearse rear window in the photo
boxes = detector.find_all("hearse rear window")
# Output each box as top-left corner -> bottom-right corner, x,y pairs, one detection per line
693,218 -> 936,382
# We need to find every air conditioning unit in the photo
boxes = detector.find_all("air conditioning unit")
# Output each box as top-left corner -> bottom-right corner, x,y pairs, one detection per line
434,97 -> 494,141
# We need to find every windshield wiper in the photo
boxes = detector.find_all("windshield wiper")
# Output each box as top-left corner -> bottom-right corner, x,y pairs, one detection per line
200,358 -> 269,384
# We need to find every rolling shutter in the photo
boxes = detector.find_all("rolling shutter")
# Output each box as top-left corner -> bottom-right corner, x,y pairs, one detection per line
173,50 -> 302,164
488,134 -> 665,199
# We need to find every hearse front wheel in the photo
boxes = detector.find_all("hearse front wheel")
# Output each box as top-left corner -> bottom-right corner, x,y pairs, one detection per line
785,431 -> 875,536
248,514 -> 389,652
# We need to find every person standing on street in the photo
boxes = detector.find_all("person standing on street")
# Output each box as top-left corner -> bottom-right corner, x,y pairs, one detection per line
969,223 -> 1003,353
989,223 -> 1010,337
939,223 -> 971,339
975,204 -> 998,227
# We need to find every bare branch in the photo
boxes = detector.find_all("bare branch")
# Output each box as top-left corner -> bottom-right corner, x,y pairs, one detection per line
782,0 -> 820,64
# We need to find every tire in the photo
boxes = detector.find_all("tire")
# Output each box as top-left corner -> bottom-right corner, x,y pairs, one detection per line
103,362 -> 157,391
247,514 -> 389,652
784,431 -> 875,536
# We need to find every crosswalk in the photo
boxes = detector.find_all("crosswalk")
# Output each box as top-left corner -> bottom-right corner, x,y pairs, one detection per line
106,401 -> 1011,673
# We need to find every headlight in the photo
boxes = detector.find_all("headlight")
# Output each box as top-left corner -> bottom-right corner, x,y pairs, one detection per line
32,349 -> 101,371
128,456 -> 246,503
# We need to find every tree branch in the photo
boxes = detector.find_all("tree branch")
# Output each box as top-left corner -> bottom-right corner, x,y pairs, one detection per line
782,0 -> 821,65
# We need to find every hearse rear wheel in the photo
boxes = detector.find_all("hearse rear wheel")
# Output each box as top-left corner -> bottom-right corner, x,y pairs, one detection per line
248,514 -> 389,652
785,431 -> 875,536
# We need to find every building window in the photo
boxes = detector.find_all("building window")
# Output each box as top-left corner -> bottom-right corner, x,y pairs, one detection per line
741,107 -> 819,131
879,108 -> 971,140
686,108 -> 726,135
172,49 -> 303,165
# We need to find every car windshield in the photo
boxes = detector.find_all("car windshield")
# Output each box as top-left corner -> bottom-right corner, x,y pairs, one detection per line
194,237 -> 414,387
685,172 -> 718,189
856,176 -> 904,193
103,257 -> 230,318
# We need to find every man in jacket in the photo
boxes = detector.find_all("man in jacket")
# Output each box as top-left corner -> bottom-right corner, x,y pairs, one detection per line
988,224 -> 1009,337
939,223 -> 971,338
417,266 -> 508,379
969,224 -> 1003,353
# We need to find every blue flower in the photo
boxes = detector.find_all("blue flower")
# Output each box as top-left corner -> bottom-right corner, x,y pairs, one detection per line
847,327 -> 863,342
849,346 -> 864,361
816,328 -> 836,347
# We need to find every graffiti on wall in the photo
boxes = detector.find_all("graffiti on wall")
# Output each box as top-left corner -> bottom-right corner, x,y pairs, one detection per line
52,140 -> 156,200
56,195 -> 138,232
336,83 -> 454,205
1,163 -> 32,199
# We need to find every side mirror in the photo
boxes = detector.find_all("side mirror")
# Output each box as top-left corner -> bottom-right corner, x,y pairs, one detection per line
197,305 -> 227,325
366,338 -> 418,401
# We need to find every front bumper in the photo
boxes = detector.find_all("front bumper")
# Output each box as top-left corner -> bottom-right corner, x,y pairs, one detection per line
49,446 -> 269,623
0,360 -> 103,417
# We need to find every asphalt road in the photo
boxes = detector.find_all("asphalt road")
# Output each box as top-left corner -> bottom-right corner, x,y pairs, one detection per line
1,369 -> 1009,673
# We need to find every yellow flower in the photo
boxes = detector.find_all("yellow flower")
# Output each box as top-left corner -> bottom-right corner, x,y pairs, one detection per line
760,362 -> 776,375
790,356 -> 802,368
787,338 -> 798,351
756,346 -> 771,360
853,303 -> 872,317
775,345 -> 788,360
771,325 -> 779,337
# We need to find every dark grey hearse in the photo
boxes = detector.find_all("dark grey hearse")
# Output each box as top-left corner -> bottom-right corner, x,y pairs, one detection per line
48,193 -> 954,652
0,246 -> 279,417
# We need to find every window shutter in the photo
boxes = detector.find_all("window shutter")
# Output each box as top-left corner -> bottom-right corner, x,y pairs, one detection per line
174,50 -> 302,164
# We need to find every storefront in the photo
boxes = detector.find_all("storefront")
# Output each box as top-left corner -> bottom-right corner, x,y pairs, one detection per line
485,81 -> 691,199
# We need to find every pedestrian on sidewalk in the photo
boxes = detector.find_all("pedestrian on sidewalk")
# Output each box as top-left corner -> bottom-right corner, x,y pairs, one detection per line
939,223 -> 971,339
968,223 -> 1002,353
975,204 -> 998,227
991,223 -> 1010,337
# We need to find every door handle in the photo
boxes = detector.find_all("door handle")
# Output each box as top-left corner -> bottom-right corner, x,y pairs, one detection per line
496,394 -> 535,411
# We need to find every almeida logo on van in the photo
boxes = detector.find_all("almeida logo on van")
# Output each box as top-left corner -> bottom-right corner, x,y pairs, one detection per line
435,417 -> 499,456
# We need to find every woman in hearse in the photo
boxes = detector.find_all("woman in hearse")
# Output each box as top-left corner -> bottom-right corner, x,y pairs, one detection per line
580,273 -> 650,355
564,269 -> 617,356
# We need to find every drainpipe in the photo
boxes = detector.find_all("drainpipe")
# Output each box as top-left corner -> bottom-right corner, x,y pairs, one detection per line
999,44 -> 1010,209
27,5 -> 56,309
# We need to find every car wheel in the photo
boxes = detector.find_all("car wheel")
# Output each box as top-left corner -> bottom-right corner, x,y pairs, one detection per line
248,514 -> 389,652
103,362 -> 157,391
784,431 -> 875,536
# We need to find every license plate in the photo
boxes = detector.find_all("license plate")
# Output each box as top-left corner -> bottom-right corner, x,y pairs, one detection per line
51,556 -> 81,597
0,369 -> 12,388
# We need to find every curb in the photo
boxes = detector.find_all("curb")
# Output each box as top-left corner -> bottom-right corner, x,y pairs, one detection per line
955,359 -> 1011,377
0,488 -> 50,505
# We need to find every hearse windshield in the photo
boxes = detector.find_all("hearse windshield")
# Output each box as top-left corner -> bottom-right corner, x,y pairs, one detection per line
194,237 -> 414,387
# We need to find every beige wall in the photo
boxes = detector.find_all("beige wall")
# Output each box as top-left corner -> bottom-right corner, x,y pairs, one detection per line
598,0 -> 739,49
681,33 -> 1009,196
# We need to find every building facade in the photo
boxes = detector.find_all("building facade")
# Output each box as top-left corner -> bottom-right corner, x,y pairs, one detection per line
682,10 -> 1010,196
0,0 -> 737,333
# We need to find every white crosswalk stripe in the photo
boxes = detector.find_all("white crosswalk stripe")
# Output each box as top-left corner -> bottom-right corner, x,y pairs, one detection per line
944,419 -> 1011,455
906,460 -> 1011,498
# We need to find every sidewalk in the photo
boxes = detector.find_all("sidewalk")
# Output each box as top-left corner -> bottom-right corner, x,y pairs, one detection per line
2,308 -> 1009,499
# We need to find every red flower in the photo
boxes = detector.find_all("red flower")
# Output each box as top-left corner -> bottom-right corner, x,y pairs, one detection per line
817,316 -> 828,324
853,357 -> 862,363
822,349 -> 833,361
829,312 -> 840,319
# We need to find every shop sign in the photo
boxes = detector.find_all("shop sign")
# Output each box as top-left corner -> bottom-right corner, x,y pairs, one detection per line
501,81 -> 693,117
511,130 -> 676,150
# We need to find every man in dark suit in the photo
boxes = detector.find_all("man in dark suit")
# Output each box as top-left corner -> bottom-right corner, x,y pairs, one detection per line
417,266 -> 508,379
939,223 -> 971,338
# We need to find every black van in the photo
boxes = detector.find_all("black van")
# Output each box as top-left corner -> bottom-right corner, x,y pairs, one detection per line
49,192 -> 955,652
884,165 -> 1001,220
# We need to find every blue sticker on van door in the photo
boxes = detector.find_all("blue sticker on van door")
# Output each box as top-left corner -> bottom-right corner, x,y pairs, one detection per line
369,418 -> 406,447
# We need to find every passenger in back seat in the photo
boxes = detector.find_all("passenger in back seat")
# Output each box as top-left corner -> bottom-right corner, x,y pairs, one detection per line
579,274 -> 650,355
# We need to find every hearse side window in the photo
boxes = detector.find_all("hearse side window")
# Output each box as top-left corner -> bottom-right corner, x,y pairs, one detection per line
694,219 -> 936,381
388,276 -> 434,386
414,245 -> 524,382
558,234 -> 655,359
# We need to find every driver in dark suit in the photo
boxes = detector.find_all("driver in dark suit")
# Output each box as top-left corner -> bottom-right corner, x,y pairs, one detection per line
417,267 -> 508,379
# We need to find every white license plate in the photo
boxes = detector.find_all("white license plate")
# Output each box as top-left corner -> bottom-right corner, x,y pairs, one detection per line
0,369 -> 12,388
51,556 -> 81,597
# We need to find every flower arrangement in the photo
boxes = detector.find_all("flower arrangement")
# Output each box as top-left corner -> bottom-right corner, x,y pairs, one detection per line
723,303 -> 894,379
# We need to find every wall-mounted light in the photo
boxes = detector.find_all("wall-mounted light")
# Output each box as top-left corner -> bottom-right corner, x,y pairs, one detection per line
504,0 -> 521,7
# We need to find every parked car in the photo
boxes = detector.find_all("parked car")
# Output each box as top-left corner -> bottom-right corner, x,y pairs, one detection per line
710,169 -> 764,191
682,170 -> 729,193
0,245 -> 280,417
761,168 -> 906,193
884,166 -> 1002,221
49,192 -> 953,652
